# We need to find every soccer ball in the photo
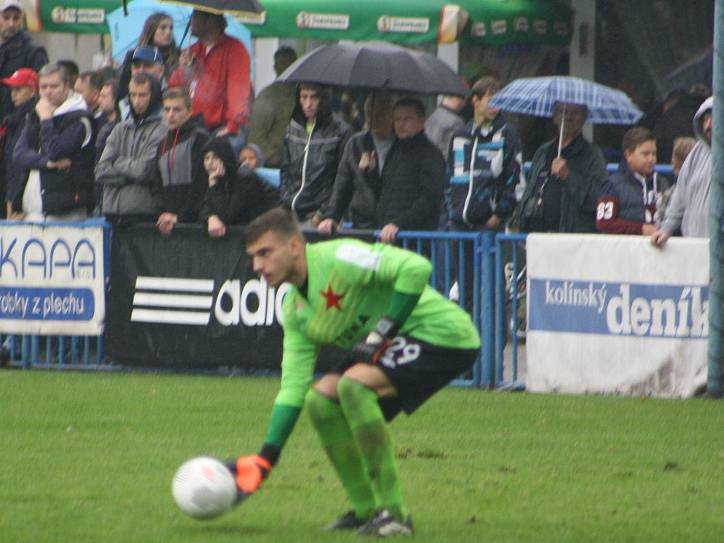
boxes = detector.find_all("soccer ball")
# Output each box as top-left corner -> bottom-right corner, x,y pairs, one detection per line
172,456 -> 238,519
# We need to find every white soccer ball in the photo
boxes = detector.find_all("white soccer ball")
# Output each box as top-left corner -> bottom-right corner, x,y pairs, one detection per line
172,456 -> 237,519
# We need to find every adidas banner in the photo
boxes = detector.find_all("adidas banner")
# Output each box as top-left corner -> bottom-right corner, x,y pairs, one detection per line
106,224 -> 346,371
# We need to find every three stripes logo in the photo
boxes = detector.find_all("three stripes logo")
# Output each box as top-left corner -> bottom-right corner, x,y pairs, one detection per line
131,276 -> 214,326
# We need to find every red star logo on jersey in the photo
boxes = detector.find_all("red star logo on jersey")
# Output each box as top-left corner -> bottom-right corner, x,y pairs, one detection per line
320,285 -> 345,310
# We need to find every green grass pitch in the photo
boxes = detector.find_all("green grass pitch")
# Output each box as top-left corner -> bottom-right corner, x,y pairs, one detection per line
2,370 -> 723,542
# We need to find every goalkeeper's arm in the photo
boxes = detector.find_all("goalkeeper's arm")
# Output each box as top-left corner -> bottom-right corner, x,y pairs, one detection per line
234,327 -> 318,496
350,245 -> 431,363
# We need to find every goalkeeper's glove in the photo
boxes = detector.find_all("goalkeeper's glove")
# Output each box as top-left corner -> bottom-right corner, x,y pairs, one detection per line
231,454 -> 272,501
350,316 -> 399,364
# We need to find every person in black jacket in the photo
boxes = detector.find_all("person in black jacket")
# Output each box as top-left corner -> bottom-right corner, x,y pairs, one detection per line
0,67 -> 35,218
153,87 -> 209,236
0,0 -> 47,122
280,83 -> 350,225
377,97 -> 446,243
199,137 -> 279,237
317,91 -> 395,232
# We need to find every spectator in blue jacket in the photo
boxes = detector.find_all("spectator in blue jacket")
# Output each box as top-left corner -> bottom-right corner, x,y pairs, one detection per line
447,77 -> 523,233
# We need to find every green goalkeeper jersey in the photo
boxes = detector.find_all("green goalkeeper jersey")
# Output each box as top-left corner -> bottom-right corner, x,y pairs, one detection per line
274,238 -> 480,409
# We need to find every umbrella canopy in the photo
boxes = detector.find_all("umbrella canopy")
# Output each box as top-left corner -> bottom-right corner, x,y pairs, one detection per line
276,41 -> 468,96
489,76 -> 643,125
107,0 -> 252,63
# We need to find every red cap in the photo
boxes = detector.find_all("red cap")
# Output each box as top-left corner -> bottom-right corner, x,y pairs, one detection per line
1,68 -> 38,90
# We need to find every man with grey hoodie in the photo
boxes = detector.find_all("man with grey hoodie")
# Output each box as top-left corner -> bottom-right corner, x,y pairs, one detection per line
95,72 -> 166,224
651,96 -> 712,246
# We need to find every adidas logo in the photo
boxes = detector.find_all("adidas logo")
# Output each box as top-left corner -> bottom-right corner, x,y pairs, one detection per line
130,276 -> 214,326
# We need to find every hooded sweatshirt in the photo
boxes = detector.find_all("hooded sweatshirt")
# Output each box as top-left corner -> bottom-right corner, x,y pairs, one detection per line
660,96 -> 712,238
95,77 -> 167,218
153,113 -> 209,221
198,137 -> 279,227
14,91 -> 96,217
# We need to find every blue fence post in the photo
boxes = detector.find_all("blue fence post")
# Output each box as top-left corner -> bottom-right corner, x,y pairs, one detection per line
494,235 -> 506,387
479,231 -> 496,389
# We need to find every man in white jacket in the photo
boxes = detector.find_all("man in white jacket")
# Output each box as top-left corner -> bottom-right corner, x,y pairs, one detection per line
651,96 -> 712,246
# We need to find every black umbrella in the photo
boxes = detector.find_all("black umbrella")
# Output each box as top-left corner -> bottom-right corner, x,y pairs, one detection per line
277,41 -> 468,97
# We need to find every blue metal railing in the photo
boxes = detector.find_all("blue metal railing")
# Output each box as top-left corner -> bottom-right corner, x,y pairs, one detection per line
494,233 -> 528,389
395,230 -> 495,388
0,222 -> 525,394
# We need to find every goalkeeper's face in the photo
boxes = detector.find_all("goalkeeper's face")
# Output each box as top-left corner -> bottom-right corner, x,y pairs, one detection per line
246,230 -> 306,288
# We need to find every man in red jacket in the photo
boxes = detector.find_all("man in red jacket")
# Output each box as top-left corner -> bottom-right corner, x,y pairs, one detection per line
168,9 -> 251,139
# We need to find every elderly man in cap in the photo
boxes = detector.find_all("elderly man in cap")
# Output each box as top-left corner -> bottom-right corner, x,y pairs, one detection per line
0,67 -> 36,218
0,0 -> 47,121
118,46 -> 165,119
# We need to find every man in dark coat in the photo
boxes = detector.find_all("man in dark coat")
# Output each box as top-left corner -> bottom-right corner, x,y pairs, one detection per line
0,0 -> 47,122
316,92 -> 395,232
377,97 -> 446,243
0,67 -> 35,218
514,102 -> 607,234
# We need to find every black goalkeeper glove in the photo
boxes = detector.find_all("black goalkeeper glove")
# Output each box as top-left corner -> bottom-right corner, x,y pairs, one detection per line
350,316 -> 400,364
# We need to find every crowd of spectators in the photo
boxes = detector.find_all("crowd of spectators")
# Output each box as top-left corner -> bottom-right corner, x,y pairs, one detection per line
0,1 -> 713,256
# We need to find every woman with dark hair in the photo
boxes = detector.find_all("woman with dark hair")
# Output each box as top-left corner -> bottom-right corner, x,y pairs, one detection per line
118,12 -> 180,100
199,137 -> 280,237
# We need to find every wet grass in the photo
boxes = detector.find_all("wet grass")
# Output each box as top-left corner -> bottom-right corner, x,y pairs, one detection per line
2,370 -> 723,542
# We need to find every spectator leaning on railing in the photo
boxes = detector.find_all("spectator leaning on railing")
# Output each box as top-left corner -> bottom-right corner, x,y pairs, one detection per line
152,87 -> 209,237
375,97 -> 446,244
199,136 -> 279,238
596,127 -> 670,236
316,91 -> 395,233
651,96 -> 712,247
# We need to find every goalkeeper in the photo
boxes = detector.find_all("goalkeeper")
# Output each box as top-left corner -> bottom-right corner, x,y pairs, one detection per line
232,207 -> 480,537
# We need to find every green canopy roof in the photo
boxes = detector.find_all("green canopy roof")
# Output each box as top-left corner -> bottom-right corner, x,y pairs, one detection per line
35,0 -> 572,47
240,0 -> 572,46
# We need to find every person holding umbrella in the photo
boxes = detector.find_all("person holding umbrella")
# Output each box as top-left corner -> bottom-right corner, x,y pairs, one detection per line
514,102 -> 607,233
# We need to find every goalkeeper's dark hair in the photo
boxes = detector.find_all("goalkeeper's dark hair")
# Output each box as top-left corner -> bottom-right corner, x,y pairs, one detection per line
244,207 -> 304,244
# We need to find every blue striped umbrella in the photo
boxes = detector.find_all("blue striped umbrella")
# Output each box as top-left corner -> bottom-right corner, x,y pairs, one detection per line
489,76 -> 643,125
